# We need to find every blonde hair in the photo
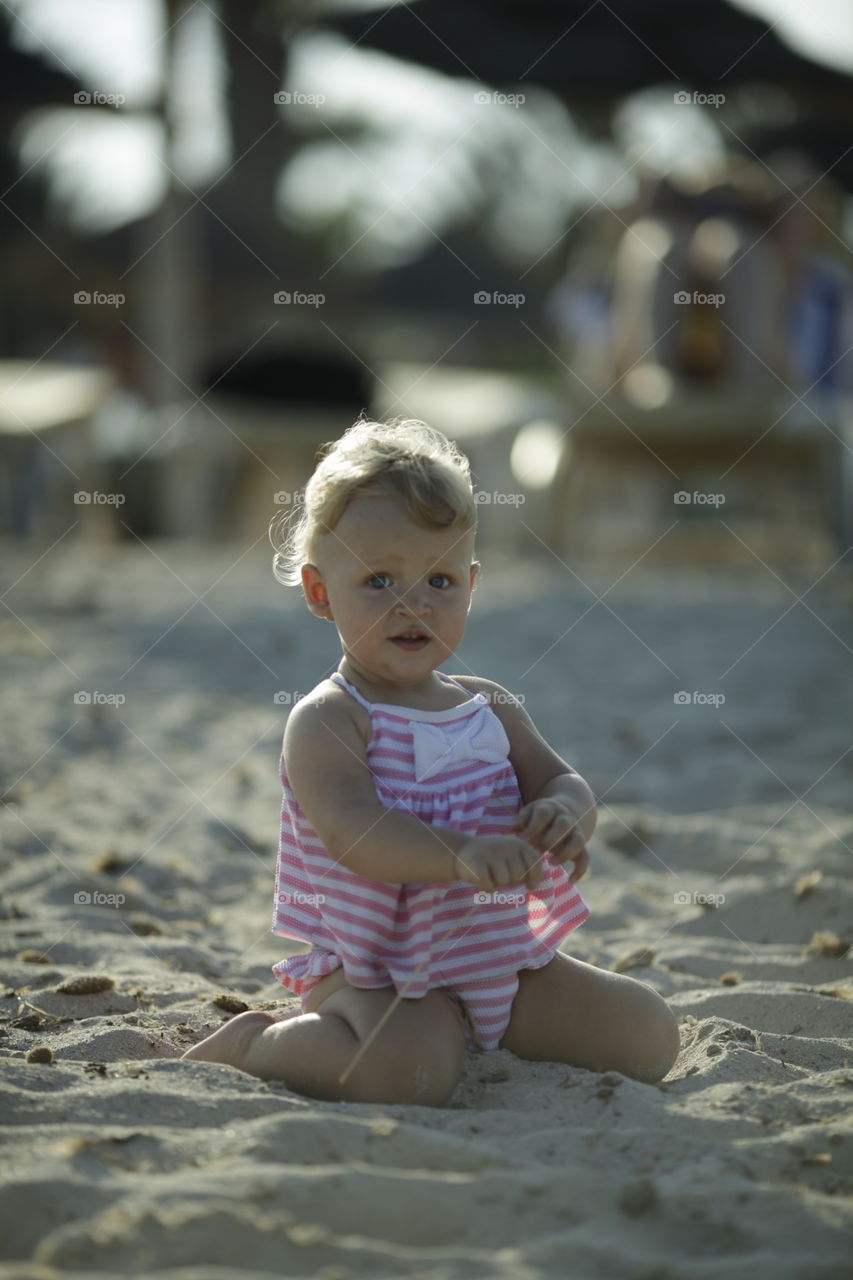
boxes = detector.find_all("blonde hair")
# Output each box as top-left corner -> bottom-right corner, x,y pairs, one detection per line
270,415 -> 477,587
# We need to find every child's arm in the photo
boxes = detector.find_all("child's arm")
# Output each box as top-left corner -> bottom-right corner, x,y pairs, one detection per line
454,676 -> 596,882
283,689 -> 538,888
511,776 -> 593,884
517,773 -> 597,841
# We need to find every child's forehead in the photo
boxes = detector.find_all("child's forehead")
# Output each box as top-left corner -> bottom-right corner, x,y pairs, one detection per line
330,497 -> 474,564
338,493 -> 421,527
334,529 -> 473,565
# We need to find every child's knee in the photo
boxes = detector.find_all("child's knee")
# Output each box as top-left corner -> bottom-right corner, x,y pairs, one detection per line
402,1055 -> 463,1106
626,998 -> 681,1083
657,1003 -> 682,1076
379,1024 -> 465,1106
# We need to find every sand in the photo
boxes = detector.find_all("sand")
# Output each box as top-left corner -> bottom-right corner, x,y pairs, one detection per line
1,537 -> 851,1279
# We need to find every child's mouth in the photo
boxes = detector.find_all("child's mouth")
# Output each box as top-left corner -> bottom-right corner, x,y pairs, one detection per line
390,633 -> 430,650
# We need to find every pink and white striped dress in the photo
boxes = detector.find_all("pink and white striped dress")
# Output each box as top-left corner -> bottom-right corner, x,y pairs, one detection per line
271,670 -> 590,1052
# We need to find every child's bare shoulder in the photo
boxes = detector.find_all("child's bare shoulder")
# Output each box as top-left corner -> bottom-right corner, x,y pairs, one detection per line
284,677 -> 371,750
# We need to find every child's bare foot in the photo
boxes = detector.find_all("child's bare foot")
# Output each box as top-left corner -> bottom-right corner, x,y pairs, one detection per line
180,1010 -> 276,1070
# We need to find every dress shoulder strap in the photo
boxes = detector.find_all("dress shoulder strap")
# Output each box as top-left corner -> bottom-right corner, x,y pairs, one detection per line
328,671 -> 372,709
438,672 -> 477,696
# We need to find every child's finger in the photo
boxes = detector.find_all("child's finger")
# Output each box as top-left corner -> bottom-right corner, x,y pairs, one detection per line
523,859 -> 544,890
547,822 -> 583,859
568,849 -> 589,883
542,811 -> 577,850
514,803 -> 553,846
513,803 -> 533,830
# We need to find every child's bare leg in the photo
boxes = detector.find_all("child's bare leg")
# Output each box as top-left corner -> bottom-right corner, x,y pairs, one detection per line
181,984 -> 467,1107
500,952 -> 681,1083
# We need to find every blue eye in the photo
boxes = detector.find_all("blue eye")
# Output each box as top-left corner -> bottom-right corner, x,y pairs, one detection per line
366,572 -> 451,590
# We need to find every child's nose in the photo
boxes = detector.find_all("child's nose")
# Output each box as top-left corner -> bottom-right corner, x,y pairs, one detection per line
395,588 -> 431,616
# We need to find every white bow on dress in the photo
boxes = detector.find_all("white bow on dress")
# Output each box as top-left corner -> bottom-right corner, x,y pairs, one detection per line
412,703 -> 511,782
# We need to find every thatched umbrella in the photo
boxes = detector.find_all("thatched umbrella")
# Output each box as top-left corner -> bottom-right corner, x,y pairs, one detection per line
318,0 -> 853,186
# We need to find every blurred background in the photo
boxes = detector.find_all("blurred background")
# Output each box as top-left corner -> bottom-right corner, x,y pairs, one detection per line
1,0 -> 852,567
2,10 -> 853,1257
2,0 -> 853,835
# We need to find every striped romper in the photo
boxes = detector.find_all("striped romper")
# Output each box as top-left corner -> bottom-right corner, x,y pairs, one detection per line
271,669 -> 590,1052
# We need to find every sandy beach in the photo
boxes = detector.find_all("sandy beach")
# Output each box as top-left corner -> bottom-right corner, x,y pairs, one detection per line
1,536 -> 851,1279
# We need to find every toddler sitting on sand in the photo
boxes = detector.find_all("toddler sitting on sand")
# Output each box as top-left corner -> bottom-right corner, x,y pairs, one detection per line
182,418 -> 680,1105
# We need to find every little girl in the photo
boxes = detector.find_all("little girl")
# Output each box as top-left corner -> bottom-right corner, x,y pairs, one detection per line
182,417 -> 680,1105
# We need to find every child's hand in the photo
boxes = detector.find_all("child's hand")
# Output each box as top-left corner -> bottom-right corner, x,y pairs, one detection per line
453,835 -> 545,894
512,799 -> 589,884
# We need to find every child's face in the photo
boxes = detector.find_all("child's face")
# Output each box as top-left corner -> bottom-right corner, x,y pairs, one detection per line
301,493 -> 479,688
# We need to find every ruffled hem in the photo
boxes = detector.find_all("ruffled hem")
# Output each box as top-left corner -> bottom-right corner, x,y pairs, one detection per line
271,948 -> 419,999
271,947 -> 439,999
271,895 -> 589,1003
271,949 -> 345,997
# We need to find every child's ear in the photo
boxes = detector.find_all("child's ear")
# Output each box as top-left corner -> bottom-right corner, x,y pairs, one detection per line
301,564 -> 333,620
